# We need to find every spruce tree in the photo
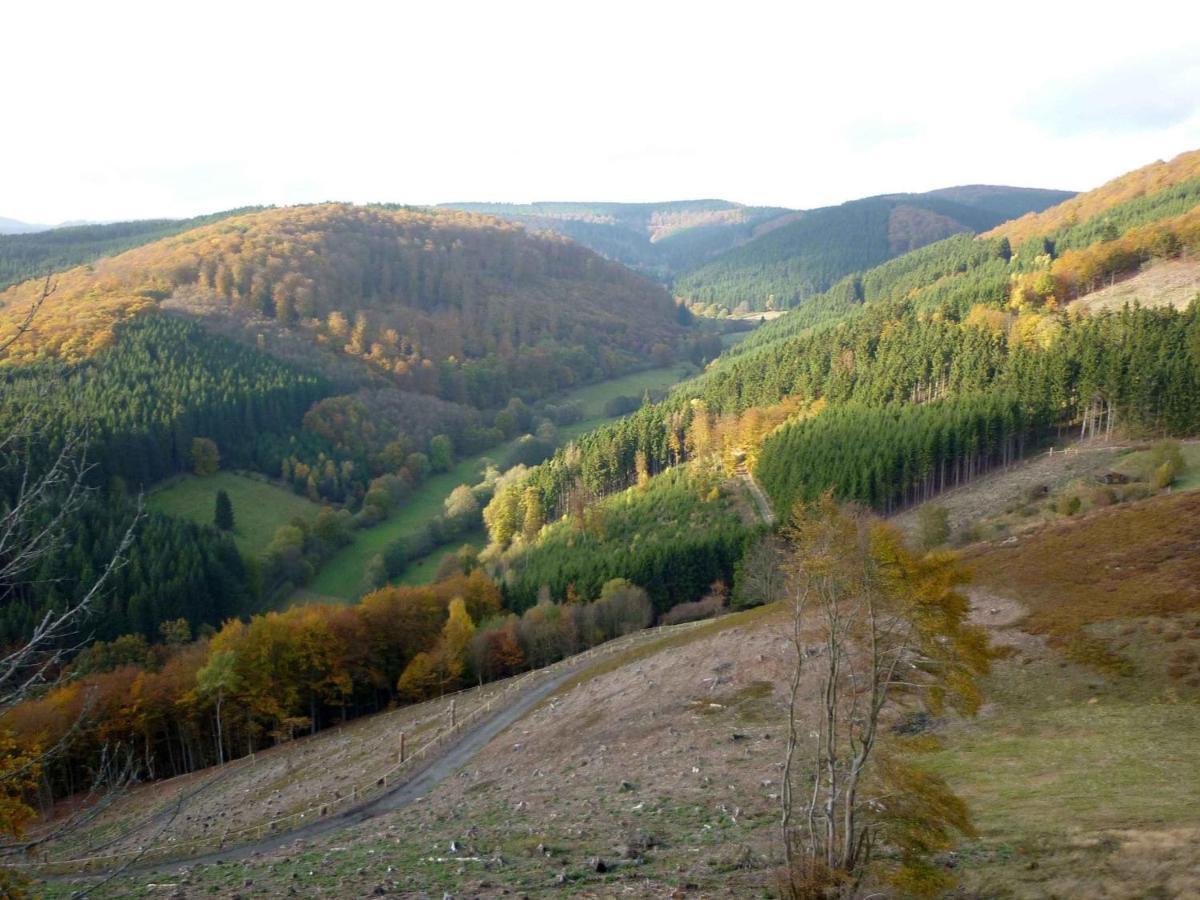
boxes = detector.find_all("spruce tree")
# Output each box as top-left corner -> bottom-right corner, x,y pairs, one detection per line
214,490 -> 235,532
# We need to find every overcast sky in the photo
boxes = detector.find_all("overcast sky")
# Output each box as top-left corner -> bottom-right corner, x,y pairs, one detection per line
4,0 -> 1200,224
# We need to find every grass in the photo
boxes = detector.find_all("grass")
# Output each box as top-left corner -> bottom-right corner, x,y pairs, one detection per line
927,639 -> 1200,898
397,527 -> 487,586
555,363 -> 689,419
306,365 -> 693,599
920,492 -> 1200,896
147,471 -> 322,556
1112,441 -> 1200,491
306,451 -> 505,599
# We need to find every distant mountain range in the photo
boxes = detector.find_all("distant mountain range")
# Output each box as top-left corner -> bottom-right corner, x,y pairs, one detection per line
443,187 -> 1075,312
0,216 -> 101,235
4,184 -> 1075,313
0,216 -> 50,235
439,199 -> 795,281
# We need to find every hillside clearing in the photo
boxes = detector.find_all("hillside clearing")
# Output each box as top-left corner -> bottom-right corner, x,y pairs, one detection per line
45,606 -> 791,898
147,472 -> 322,556
36,494 -> 1200,898
1067,254 -> 1200,315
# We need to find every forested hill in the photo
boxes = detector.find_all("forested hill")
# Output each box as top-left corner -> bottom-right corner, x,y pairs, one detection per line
0,203 -> 688,405
674,186 -> 1074,313
0,203 -> 701,650
984,148 -> 1200,248
0,207 -> 263,290
439,199 -> 795,281
498,148 -> 1200,565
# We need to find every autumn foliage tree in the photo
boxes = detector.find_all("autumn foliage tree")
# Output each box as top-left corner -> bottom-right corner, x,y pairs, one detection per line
779,497 -> 990,897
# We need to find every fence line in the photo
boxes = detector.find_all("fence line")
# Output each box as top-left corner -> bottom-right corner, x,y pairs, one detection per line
18,618 -> 708,876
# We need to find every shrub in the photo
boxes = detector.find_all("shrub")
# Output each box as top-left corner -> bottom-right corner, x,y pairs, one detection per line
660,594 -> 724,626
1149,440 -> 1186,489
602,394 -> 641,417
1057,494 -> 1082,516
915,505 -> 950,550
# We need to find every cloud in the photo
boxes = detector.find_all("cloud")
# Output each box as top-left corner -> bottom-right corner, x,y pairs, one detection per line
1024,48 -> 1200,136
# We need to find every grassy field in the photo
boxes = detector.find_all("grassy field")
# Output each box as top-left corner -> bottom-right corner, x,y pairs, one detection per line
1113,440 -> 1200,491
307,364 -> 693,599
148,471 -> 322,556
556,363 -> 689,419
305,451 -> 506,599
928,492 -> 1200,896
396,527 -> 487,586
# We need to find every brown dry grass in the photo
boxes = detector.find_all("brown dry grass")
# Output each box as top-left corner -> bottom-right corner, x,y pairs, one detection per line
965,491 -> 1200,640
1068,255 -> 1200,314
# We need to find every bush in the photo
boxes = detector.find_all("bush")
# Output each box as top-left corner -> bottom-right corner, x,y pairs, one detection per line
660,594 -> 724,626
1149,440 -> 1186,489
602,394 -> 642,417
915,505 -> 950,551
1056,494 -> 1082,516
383,539 -> 409,579
502,434 -> 555,469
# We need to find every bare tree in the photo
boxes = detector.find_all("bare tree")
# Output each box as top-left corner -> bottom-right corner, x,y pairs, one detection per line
778,497 -> 989,898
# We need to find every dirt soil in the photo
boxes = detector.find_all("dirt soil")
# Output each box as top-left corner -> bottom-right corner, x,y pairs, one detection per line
48,607 -> 800,898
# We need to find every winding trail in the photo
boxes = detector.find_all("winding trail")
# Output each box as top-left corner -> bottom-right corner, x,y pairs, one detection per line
53,660 -> 589,883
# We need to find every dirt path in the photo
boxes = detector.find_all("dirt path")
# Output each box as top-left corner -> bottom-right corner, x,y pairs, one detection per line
53,662 -> 589,883
736,465 -> 776,525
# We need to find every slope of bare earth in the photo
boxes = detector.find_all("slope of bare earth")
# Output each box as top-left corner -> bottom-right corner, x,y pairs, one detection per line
39,498 -> 1200,898
33,679 -> 515,863
1067,255 -> 1200,315
44,605 -> 797,898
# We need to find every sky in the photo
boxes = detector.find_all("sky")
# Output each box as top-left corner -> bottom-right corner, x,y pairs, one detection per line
4,0 -> 1200,224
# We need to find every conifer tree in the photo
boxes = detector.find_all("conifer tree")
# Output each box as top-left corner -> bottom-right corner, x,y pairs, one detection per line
214,490 -> 235,532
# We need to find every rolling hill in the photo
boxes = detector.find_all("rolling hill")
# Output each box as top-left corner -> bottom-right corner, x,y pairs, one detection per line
439,199 -> 795,281
985,148 -> 1200,249
26,488 -> 1200,898
490,148 -> 1200,607
0,216 -> 48,235
0,208 -> 263,290
0,203 -> 696,650
674,186 -> 1074,312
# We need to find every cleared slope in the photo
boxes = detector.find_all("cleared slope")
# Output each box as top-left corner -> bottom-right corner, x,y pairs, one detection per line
1066,255 -> 1200,314
39,492 -> 1200,897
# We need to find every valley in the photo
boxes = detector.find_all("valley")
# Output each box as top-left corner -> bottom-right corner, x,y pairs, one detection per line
2,142 -> 1200,900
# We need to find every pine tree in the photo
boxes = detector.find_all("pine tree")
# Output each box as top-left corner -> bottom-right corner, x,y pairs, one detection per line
214,490 -> 235,532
